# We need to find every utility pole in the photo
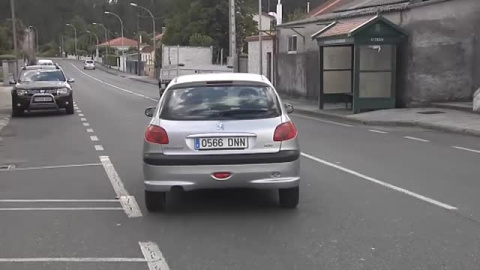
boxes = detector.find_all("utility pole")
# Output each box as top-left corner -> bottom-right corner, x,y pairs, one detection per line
229,0 -> 237,72
137,13 -> 142,75
259,0 -> 263,75
10,0 -> 19,80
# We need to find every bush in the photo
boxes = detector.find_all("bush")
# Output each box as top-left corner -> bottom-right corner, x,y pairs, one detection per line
0,54 -> 16,61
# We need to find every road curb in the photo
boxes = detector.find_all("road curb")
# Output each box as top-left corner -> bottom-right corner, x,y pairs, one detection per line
129,77 -> 157,86
293,107 -> 480,138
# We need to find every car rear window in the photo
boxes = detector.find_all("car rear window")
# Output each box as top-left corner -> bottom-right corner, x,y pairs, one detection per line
160,85 -> 282,121
86,61 -> 94,64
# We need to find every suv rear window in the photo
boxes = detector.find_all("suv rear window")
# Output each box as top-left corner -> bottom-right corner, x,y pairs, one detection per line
160,85 -> 281,121
86,61 -> 94,64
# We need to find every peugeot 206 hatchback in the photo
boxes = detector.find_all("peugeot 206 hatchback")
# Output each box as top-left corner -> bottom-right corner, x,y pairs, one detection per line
142,73 -> 300,211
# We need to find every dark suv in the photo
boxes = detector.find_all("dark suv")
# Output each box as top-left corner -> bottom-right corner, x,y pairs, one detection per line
10,65 -> 75,116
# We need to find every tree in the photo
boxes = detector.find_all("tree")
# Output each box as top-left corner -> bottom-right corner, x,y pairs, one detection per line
189,33 -> 214,47
286,8 -> 308,22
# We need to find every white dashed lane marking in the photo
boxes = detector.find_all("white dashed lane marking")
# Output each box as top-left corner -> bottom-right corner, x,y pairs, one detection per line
452,146 -> 480,154
404,136 -> 430,143
369,129 -> 388,134
86,128 -> 94,133
78,113 -> 84,117
94,145 -> 104,151
81,118 -> 87,122
90,136 -> 99,142
83,123 -> 90,127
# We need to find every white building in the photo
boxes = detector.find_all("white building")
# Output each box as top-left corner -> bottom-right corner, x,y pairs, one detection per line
246,34 -> 275,81
253,13 -> 275,32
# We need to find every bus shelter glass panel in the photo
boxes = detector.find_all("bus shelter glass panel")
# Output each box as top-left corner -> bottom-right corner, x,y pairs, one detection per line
323,46 -> 352,94
358,45 -> 394,98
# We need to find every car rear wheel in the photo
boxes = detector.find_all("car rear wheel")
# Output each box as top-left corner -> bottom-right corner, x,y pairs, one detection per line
65,96 -> 74,115
145,190 -> 167,212
279,187 -> 299,208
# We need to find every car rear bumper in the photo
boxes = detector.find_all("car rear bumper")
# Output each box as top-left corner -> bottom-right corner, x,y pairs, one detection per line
143,153 -> 300,192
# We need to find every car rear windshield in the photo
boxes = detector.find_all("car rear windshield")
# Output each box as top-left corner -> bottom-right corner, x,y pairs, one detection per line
160,85 -> 282,121
86,61 -> 94,64
20,70 -> 66,82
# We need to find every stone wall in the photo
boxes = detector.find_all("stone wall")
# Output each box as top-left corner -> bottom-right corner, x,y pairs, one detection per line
276,53 -> 307,97
399,0 -> 480,104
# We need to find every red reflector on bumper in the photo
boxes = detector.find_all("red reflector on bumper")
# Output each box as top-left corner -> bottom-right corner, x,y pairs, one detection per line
212,172 -> 232,179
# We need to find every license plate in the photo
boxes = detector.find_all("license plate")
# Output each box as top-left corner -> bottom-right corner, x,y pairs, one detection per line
195,137 -> 248,150
34,97 -> 53,102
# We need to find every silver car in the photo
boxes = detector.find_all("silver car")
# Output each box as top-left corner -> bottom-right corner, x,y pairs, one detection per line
143,73 -> 300,211
84,60 -> 95,70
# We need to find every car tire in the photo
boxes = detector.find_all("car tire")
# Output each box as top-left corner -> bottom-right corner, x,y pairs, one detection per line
65,96 -> 74,115
145,190 -> 167,212
279,187 -> 299,208
11,97 -> 23,117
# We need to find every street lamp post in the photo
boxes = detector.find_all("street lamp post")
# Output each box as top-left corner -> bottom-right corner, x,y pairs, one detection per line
130,2 -> 156,74
65,24 -> 77,58
86,30 -> 99,61
105,11 -> 124,71
93,23 -> 109,67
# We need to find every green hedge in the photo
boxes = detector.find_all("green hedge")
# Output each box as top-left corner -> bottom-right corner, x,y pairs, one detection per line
103,55 -> 118,67
0,54 -> 16,61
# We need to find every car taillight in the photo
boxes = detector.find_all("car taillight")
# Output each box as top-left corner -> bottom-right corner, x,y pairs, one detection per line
145,125 -> 169,144
273,122 -> 297,142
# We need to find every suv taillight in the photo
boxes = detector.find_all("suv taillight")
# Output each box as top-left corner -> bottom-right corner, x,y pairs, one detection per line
273,122 -> 297,142
145,125 -> 169,144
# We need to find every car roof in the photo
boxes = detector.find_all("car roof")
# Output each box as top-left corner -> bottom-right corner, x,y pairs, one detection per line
22,65 -> 59,70
171,73 -> 271,87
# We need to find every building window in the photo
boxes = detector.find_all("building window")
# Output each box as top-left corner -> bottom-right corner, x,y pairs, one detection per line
288,36 -> 298,53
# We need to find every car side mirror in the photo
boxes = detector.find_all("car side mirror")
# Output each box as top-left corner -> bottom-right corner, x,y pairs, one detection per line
285,103 -> 294,114
145,107 -> 156,117
67,78 -> 75,83
9,79 -> 16,85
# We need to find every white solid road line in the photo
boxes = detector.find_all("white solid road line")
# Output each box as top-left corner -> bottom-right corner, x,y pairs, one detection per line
369,129 -> 388,134
0,163 -> 102,172
100,156 -> 143,217
301,152 -> 458,211
0,257 -> 146,263
90,135 -> 99,141
87,128 -> 94,133
293,114 -> 354,127
0,199 -> 118,203
83,122 -> 90,127
139,242 -> 170,270
70,63 -> 158,102
94,145 -> 104,151
404,136 -> 430,143
452,146 -> 480,154
0,207 -> 123,211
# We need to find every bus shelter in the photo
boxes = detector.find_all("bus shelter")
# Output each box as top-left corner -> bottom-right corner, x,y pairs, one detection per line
312,15 -> 407,113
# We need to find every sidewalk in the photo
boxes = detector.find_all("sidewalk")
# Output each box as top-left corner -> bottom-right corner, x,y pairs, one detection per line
0,86 -> 12,134
95,63 -> 158,86
281,96 -> 480,137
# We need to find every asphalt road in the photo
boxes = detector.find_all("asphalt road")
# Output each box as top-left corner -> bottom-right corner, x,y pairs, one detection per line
0,59 -> 479,269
